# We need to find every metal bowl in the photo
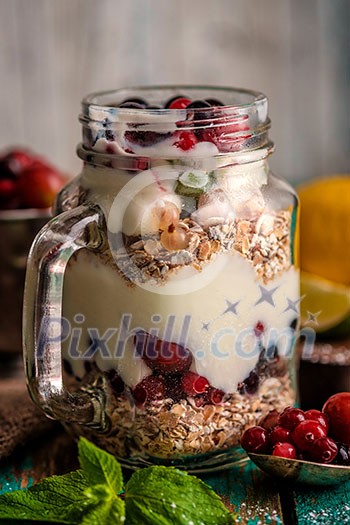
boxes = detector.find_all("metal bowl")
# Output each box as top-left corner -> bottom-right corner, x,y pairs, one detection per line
0,208 -> 50,354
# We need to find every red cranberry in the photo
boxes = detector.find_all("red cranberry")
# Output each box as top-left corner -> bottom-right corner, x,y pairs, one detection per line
169,97 -> 191,110
209,387 -> 225,405
304,409 -> 329,433
279,407 -> 305,430
138,333 -> 192,374
259,410 -> 280,431
254,321 -> 265,337
241,426 -> 269,454
309,437 -> 338,464
323,392 -> 350,446
272,442 -> 296,459
269,426 -> 291,445
175,131 -> 197,151
133,376 -> 165,406
292,420 -> 327,452
182,372 -> 209,396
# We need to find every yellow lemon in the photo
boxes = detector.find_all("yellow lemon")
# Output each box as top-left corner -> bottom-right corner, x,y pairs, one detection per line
298,176 -> 350,285
301,271 -> 350,334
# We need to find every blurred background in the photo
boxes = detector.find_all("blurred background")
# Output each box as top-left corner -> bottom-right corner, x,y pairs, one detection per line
0,0 -> 349,183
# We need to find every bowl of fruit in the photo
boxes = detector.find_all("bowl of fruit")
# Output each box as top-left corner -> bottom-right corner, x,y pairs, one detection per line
0,148 -> 66,354
241,393 -> 350,485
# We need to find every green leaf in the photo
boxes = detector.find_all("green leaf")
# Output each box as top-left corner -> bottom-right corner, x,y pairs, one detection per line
0,470 -> 90,523
80,488 -> 125,525
78,437 -> 123,495
125,466 -> 234,525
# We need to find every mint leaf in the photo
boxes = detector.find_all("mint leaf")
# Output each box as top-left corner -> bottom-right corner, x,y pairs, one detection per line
78,437 -> 123,495
0,470 -> 90,523
81,486 -> 125,525
125,466 -> 234,525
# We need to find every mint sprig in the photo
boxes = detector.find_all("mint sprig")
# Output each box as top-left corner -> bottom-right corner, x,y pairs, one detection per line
0,438 -> 234,524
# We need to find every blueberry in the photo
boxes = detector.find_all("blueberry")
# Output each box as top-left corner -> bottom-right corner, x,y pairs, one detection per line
186,100 -> 212,110
106,370 -> 125,395
164,95 -> 186,108
119,102 -> 145,109
119,97 -> 148,108
125,130 -> 171,147
290,318 -> 298,330
205,98 -> 224,107
238,371 -> 259,395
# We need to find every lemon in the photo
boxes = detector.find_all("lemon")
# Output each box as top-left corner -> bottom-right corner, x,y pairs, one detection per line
298,176 -> 350,285
301,271 -> 350,334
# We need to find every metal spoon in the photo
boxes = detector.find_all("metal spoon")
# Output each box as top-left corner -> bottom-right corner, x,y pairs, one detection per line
248,452 -> 350,486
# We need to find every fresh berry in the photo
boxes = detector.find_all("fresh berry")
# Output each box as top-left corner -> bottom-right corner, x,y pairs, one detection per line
164,95 -> 186,108
254,321 -> 265,337
334,444 -> 350,466
269,426 -> 291,445
238,371 -> 259,395
186,100 -> 212,110
133,375 -> 165,406
200,115 -> 250,152
309,437 -> 338,464
205,98 -> 224,107
119,102 -> 145,109
322,392 -> 350,445
291,420 -> 327,452
241,426 -> 269,454
119,97 -> 148,108
305,409 -> 329,432
168,97 -> 191,110
182,372 -> 209,396
106,370 -> 125,395
279,407 -> 305,430
259,410 -> 280,431
141,335 -> 192,374
175,131 -> 197,151
208,387 -> 225,405
0,178 -> 18,206
272,442 -> 297,459
125,130 -> 171,147
17,162 -> 65,208
0,149 -> 33,179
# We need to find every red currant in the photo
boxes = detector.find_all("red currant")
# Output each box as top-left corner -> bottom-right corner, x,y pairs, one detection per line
259,410 -> 280,431
272,442 -> 296,459
254,321 -> 265,337
323,392 -> 350,446
309,437 -> 338,464
175,131 -> 197,151
279,407 -> 305,430
143,338 -> 192,374
269,426 -> 291,445
241,426 -> 269,454
291,420 -> 327,452
133,375 -> 165,406
304,409 -> 329,433
182,372 -> 209,396
209,387 -> 225,405
169,97 -> 191,110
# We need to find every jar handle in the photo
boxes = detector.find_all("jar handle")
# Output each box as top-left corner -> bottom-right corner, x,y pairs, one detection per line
23,204 -> 107,429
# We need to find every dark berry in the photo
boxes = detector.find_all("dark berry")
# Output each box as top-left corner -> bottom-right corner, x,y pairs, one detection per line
290,318 -> 298,330
205,98 -> 224,107
164,95 -> 186,108
269,426 -> 291,445
119,97 -> 148,108
239,371 -> 259,395
133,375 -> 165,406
305,409 -> 329,433
168,97 -> 191,110
175,131 -> 197,151
323,392 -> 350,446
334,444 -> 350,466
279,407 -> 305,430
259,410 -> 280,431
105,129 -> 115,141
182,371 -> 209,396
119,102 -> 145,109
209,387 -> 225,405
309,437 -> 338,464
125,130 -> 171,147
186,100 -> 212,109
106,370 -> 125,395
272,442 -> 296,459
241,426 -> 269,454
292,420 -> 327,452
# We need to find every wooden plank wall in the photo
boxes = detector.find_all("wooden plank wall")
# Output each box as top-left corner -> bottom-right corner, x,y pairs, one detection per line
0,0 -> 348,183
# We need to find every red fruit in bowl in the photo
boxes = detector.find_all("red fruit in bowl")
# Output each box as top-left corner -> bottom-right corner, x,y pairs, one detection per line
17,162 -> 65,208
0,149 -> 33,179
269,426 -> 291,445
241,426 -> 269,454
272,442 -> 296,459
259,410 -> 280,431
0,178 -> 18,208
182,371 -> 209,396
279,407 -> 305,430
323,392 -> 350,446
309,437 -> 338,464
305,409 -> 329,433
291,420 -> 327,452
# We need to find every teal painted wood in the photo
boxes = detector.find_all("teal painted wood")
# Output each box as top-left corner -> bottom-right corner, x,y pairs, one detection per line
294,479 -> 350,525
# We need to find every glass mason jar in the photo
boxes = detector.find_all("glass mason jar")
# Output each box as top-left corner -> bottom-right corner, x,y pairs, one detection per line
24,86 -> 299,472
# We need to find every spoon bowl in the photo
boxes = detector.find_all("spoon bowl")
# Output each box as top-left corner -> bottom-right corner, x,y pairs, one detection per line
248,452 -> 350,486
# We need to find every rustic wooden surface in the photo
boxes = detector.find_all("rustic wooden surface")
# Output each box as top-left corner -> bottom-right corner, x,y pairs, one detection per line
0,0 -> 349,184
